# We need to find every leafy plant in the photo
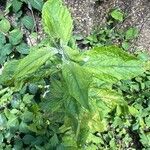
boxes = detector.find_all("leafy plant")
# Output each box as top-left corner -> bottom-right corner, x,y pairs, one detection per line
0,0 -> 149,149
80,9 -> 139,51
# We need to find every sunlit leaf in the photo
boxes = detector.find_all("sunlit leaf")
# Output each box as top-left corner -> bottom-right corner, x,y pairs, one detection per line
42,0 -> 73,44
83,46 -> 145,83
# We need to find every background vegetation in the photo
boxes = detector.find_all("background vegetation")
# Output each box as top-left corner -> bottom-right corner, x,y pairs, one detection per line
0,0 -> 149,149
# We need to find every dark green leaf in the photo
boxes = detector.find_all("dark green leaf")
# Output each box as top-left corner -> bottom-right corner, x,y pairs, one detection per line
12,0 -> 23,12
23,135 -> 35,145
16,43 -> 29,54
21,16 -> 34,30
29,0 -> 44,11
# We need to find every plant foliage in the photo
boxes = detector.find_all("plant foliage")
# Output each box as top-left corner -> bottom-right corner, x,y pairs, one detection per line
0,0 -> 150,149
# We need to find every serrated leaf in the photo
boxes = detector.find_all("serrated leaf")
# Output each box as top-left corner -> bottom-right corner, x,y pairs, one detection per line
62,62 -> 91,109
13,48 -> 54,80
0,18 -> 11,33
9,29 -> 23,45
83,46 -> 145,83
21,16 -> 34,30
42,0 -> 73,44
111,9 -> 124,21
0,48 -> 54,86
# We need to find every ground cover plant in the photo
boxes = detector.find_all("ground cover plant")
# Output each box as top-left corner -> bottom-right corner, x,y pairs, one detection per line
0,0 -> 150,149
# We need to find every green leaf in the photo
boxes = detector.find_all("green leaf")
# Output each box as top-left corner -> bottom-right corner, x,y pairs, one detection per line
128,106 -> 139,116
83,46 -> 145,83
0,33 -> 6,46
0,60 -> 19,85
21,16 -> 34,30
125,27 -> 139,40
111,9 -> 124,21
0,133 -> 3,144
0,113 -> 7,129
29,0 -> 44,11
16,43 -> 29,54
22,135 -> 35,145
122,41 -> 130,50
62,62 -> 91,109
1,44 -> 12,56
42,0 -> 73,44
0,18 -> 11,33
14,47 -> 54,80
90,88 -> 127,109
12,0 -> 23,12
23,94 -> 34,104
9,29 -> 23,45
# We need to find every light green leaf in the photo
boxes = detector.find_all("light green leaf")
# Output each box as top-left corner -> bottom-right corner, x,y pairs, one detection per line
90,88 -> 127,109
0,18 -> 11,33
9,29 -> 23,45
111,9 -> 124,21
88,112 -> 107,132
122,41 -> 130,50
42,0 -> 73,44
62,62 -> 91,109
83,46 -> 145,83
125,27 -> 139,40
128,106 -> 139,116
14,48 -> 53,80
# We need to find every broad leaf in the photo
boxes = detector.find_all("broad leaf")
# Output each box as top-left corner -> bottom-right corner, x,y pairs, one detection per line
90,88 -> 127,109
0,47 -> 54,86
82,46 -> 145,83
111,9 -> 124,22
0,60 -> 19,85
0,18 -> 11,33
42,0 -> 73,44
125,27 -> 139,40
12,0 -> 23,12
62,62 -> 91,109
21,16 -> 34,30
9,29 -> 23,45
29,0 -> 44,11
14,47 -> 54,80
